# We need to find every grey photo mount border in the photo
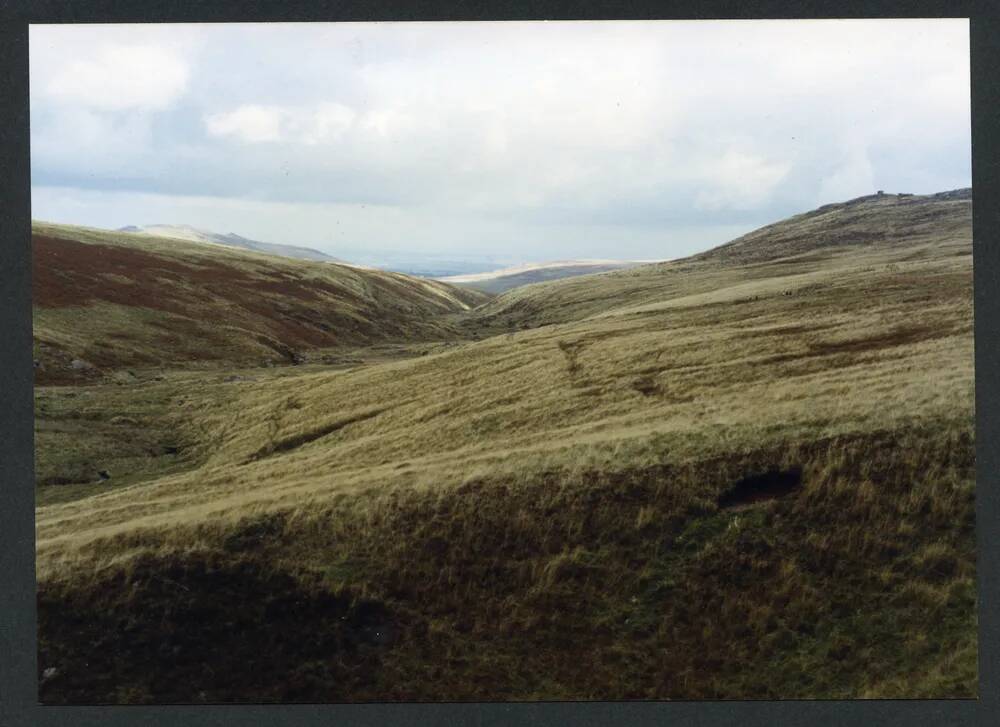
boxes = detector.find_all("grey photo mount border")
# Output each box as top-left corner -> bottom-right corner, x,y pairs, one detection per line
0,1 -> 996,725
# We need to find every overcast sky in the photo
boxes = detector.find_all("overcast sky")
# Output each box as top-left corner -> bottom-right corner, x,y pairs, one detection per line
29,20 -> 971,265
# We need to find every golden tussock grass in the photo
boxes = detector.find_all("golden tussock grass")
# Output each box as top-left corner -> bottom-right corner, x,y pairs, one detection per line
34,191 -> 976,701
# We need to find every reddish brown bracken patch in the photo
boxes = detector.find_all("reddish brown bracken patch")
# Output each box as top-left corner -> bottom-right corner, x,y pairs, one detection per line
33,235 -> 395,349
32,234 -> 473,382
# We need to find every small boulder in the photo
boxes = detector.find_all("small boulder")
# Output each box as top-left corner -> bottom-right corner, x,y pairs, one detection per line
111,370 -> 138,385
69,358 -> 94,371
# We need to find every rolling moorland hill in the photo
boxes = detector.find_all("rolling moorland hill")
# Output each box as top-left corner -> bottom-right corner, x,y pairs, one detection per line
471,189 -> 972,330
437,260 -> 651,294
32,222 -> 488,385
35,190 -> 975,702
119,224 -> 341,262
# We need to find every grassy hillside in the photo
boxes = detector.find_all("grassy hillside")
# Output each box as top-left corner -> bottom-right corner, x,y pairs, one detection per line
472,189 -> 971,329
32,222 -> 488,384
35,192 -> 976,702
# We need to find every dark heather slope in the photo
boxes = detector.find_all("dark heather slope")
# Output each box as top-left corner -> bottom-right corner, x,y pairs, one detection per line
32,222 -> 488,384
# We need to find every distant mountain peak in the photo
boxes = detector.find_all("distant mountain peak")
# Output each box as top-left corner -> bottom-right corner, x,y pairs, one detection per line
118,224 -> 341,263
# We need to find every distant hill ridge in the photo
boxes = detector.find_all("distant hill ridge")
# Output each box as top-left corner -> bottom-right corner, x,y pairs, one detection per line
119,224 -> 339,263
437,259 -> 658,294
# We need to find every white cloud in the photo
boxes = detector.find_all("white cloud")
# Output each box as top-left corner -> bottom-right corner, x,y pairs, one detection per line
694,150 -> 793,212
30,20 -> 971,261
818,142 -> 876,203
45,44 -> 189,111
205,105 -> 286,142
304,104 -> 357,144
205,103 -> 357,144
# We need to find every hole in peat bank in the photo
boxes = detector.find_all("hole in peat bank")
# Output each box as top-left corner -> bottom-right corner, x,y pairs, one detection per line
718,467 -> 803,509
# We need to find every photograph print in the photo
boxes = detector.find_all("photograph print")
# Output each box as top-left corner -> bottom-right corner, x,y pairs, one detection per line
30,19 -> 976,702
